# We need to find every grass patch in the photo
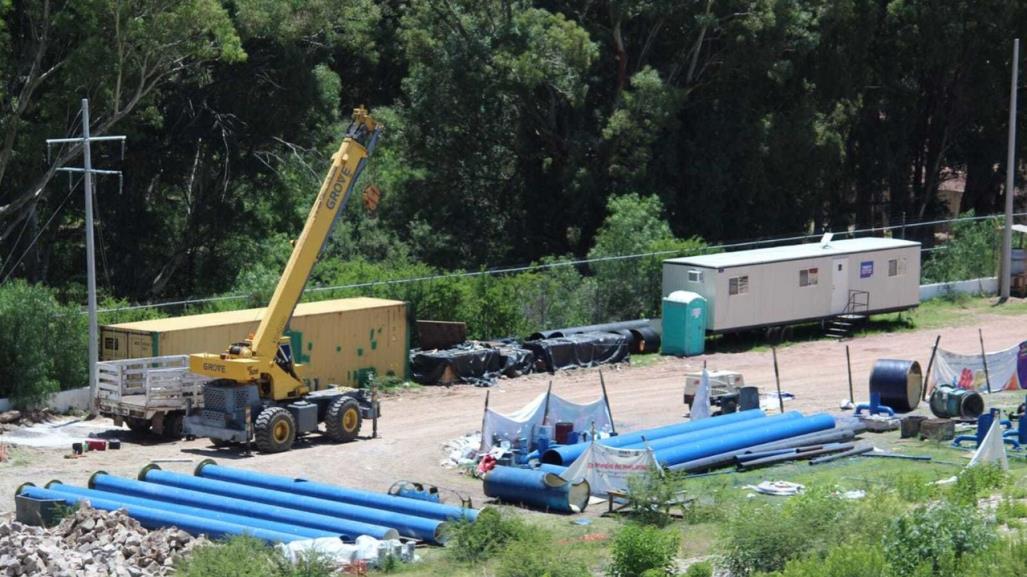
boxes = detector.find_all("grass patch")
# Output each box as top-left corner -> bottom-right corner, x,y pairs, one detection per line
173,536 -> 335,577
628,353 -> 664,369
1,446 -> 34,467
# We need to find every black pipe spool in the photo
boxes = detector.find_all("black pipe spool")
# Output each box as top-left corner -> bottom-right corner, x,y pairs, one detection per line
611,329 -> 639,351
629,326 -> 661,353
869,359 -> 923,413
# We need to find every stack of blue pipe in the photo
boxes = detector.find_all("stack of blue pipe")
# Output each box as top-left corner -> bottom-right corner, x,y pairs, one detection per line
17,461 -> 478,544
539,409 -> 837,472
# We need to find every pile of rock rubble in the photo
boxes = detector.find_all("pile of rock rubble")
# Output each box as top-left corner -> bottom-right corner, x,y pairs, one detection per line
0,506 -> 207,577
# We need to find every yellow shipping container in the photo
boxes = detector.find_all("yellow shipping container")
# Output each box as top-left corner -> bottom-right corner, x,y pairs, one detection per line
100,297 -> 408,388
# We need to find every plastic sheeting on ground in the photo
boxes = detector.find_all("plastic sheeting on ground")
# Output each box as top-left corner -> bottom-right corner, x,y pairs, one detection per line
521,332 -> 629,373
480,391 -> 613,452
560,442 -> 661,496
278,535 -> 418,567
410,343 -> 535,386
691,369 -> 712,420
968,417 -> 1009,471
933,340 -> 1027,393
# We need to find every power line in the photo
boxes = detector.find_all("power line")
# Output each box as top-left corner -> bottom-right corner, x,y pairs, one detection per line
0,186 -> 79,285
92,210 -> 1027,315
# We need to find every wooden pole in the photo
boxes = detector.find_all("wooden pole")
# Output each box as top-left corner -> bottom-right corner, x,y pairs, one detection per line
371,379 -> 379,439
922,335 -> 941,401
772,347 -> 784,413
599,370 -> 616,435
845,345 -> 854,405
480,390 -> 491,446
979,329 -> 993,394
542,381 -> 553,425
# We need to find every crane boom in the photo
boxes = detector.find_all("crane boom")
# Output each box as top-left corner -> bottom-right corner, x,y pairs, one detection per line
251,109 -> 380,357
189,108 -> 382,400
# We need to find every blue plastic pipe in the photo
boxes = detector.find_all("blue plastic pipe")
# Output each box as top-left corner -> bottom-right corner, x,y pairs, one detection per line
194,460 -> 477,522
664,413 -> 836,470
483,466 -> 590,513
17,485 -> 304,543
629,412 -> 803,453
44,482 -> 335,540
138,466 -> 443,543
92,472 -> 400,541
541,409 -> 767,465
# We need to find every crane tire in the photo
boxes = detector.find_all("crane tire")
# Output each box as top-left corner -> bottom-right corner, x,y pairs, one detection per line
325,397 -> 361,443
255,406 -> 296,453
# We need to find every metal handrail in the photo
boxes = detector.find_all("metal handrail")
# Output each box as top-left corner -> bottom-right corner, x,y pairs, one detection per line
844,290 -> 870,315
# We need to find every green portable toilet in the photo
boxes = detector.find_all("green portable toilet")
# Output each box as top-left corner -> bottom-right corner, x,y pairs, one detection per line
661,290 -> 707,356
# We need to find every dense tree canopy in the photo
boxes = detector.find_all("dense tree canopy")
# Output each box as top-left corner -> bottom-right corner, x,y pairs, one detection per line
1,0 -> 1025,306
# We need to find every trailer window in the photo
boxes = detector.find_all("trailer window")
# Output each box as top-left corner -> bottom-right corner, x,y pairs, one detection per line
688,270 -> 703,283
729,275 -> 748,295
888,258 -> 905,277
799,268 -> 819,287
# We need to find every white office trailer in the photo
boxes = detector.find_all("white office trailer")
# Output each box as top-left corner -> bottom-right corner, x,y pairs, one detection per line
662,237 -> 921,333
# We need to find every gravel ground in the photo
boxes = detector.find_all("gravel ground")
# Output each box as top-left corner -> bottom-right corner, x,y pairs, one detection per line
1,310 -> 1024,515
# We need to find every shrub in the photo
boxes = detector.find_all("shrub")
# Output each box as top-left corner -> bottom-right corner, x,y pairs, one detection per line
889,470 -> 941,503
683,560 -> 713,577
0,281 -> 87,408
721,487 -> 850,576
589,193 -> 706,320
922,211 -> 999,283
882,502 -> 994,576
626,469 -> 683,527
174,536 -> 279,577
762,542 -> 889,577
495,531 -> 590,577
608,523 -> 679,577
949,464 -> 1007,506
446,508 -> 531,563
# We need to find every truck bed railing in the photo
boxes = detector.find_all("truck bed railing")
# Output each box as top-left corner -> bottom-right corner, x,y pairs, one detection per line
97,355 -> 210,407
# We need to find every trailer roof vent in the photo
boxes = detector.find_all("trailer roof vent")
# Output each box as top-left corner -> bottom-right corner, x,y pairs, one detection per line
820,232 -> 834,248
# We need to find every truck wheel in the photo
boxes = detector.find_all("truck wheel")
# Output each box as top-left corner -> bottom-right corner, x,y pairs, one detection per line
126,418 -> 151,434
324,397 -> 361,443
162,413 -> 184,438
255,407 -> 296,453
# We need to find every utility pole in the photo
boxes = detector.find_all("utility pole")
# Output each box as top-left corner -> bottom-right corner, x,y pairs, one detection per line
46,99 -> 125,416
1002,39 -> 1020,301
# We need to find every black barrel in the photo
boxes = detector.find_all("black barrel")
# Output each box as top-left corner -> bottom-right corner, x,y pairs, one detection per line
869,359 -> 923,413
929,385 -> 985,419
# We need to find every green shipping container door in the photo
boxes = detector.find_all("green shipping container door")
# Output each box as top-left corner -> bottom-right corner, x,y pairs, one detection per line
661,291 -> 706,356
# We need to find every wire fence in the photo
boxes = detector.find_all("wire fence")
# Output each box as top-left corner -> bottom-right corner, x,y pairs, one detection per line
91,210 -> 1027,316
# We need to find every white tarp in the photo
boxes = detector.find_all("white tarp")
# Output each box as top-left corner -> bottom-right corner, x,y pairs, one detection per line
479,392 -> 613,452
968,417 -> 1008,471
933,341 -> 1027,393
561,442 -> 661,496
691,369 -> 711,420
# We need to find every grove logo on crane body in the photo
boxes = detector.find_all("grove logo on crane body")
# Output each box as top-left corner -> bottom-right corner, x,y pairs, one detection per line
325,164 -> 353,210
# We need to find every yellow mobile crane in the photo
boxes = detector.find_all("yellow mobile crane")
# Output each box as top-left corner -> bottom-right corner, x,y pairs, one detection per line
184,108 -> 383,453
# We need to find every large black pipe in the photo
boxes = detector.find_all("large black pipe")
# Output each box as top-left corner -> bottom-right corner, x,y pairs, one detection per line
629,326 -> 661,354
737,443 -> 854,470
869,359 -> 923,413
528,320 -> 651,341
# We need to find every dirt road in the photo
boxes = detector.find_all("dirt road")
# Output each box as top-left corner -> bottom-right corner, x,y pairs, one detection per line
2,311 -> 1025,513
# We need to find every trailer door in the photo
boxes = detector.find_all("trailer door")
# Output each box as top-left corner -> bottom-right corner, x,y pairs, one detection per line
831,258 -> 849,313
